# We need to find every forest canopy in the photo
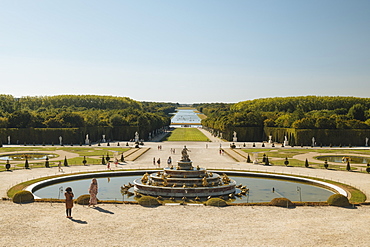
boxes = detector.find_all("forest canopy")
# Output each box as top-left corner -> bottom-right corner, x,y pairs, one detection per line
197,96 -> 370,131
0,95 -> 176,129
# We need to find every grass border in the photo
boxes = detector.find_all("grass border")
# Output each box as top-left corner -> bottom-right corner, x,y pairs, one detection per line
5,168 -> 366,205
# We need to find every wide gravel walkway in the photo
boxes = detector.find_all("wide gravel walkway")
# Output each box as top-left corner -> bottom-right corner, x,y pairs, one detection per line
1,134 -> 370,246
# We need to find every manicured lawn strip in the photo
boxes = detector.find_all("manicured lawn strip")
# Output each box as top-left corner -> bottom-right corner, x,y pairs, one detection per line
242,148 -> 370,158
241,148 -> 368,171
60,147 -> 130,156
0,147 -> 130,171
197,113 -> 207,120
0,147 -> 130,156
164,128 -> 209,142
176,107 -> 195,110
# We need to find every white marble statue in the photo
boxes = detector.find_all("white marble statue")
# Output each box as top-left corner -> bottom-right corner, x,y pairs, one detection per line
233,131 -> 237,142
283,136 -> 288,146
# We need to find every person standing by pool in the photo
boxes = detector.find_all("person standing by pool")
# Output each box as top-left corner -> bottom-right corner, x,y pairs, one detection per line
64,187 -> 74,218
88,178 -> 98,207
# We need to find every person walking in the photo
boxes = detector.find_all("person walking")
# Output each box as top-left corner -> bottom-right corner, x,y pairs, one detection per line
64,187 -> 74,218
167,156 -> 172,167
88,178 -> 98,207
58,161 -> 63,172
153,157 -> 156,166
157,158 -> 161,168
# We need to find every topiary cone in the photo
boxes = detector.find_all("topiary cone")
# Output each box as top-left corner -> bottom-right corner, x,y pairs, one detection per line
25,158 -> 29,169
346,161 -> 351,171
6,159 -> 11,171
45,156 -> 50,168
64,156 -> 68,167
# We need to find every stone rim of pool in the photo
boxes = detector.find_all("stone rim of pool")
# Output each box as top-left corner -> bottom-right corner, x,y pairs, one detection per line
26,170 -> 347,200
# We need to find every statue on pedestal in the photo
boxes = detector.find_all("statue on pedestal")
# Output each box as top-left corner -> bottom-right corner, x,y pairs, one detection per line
181,146 -> 190,162
233,131 -> 237,142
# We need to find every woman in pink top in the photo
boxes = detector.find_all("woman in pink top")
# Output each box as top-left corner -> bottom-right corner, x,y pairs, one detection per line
88,178 -> 98,207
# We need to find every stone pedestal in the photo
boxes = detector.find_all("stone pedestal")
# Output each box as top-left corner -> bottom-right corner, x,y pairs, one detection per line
177,160 -> 193,170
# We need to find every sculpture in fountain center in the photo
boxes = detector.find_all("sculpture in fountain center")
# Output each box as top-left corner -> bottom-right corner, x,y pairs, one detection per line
181,146 -> 190,162
130,145 -> 242,201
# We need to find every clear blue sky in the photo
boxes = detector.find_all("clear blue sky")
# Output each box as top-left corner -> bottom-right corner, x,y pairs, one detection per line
1,1 -> 369,104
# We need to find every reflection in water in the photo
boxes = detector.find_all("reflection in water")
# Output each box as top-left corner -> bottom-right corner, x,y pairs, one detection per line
0,153 -> 58,161
33,175 -> 335,203
316,155 -> 370,164
171,109 -> 202,125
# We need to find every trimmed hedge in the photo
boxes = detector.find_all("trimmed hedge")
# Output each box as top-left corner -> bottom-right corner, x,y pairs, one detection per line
0,126 -> 139,144
137,196 -> 161,207
205,198 -> 228,207
327,194 -> 350,207
76,194 -> 90,205
12,190 -> 34,204
270,197 -> 295,208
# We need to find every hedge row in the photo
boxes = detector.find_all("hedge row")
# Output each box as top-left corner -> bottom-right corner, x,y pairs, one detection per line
0,126 -> 140,144
215,126 -> 370,146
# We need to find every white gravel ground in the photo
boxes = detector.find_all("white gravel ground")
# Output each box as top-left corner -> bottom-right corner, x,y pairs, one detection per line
1,201 -> 370,247
2,138 -> 370,247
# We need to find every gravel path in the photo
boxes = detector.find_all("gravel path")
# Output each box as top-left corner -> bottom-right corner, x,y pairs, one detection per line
2,136 -> 370,246
1,201 -> 370,247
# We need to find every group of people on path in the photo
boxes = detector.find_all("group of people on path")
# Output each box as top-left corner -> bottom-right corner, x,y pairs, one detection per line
153,156 -> 172,168
64,178 -> 98,218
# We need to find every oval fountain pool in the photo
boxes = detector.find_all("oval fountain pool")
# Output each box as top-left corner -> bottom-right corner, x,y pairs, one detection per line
29,171 -> 343,203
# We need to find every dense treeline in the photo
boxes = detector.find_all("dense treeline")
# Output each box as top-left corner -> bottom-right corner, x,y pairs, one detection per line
0,95 -> 175,132
196,96 -> 370,145
198,96 -> 370,131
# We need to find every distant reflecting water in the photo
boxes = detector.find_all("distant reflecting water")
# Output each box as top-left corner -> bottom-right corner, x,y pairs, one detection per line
171,109 -> 201,124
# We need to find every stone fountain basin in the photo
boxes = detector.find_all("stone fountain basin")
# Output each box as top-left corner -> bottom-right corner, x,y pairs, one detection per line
133,178 -> 236,198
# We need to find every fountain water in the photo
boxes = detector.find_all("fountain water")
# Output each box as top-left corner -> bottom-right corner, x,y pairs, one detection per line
133,146 -> 236,199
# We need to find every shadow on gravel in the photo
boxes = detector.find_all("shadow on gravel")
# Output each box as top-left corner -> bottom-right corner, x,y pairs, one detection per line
69,218 -> 88,224
93,206 -> 114,214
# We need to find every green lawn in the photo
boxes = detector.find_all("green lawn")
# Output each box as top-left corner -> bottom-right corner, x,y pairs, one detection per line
0,146 -> 130,171
241,148 -> 370,171
163,128 -> 210,142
